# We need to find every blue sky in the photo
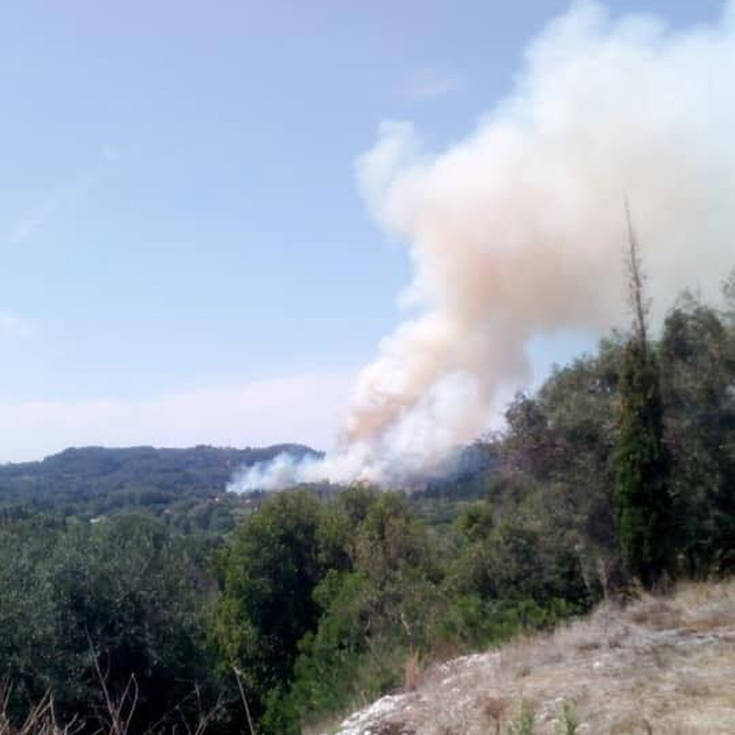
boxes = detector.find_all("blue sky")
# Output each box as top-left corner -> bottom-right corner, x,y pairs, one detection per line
0,0 -> 725,461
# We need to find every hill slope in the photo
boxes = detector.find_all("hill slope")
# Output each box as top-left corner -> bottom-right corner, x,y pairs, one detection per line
0,444 -> 319,530
325,581 -> 735,735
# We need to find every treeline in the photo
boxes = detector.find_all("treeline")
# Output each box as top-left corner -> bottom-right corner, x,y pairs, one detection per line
2,282 -> 735,734
0,488 -> 587,734
0,444 -> 318,534
502,285 -> 735,590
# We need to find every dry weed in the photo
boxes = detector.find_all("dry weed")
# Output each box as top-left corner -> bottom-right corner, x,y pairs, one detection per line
327,579 -> 735,735
608,712 -> 653,734
371,721 -> 416,735
0,656 -> 223,735
402,650 -> 422,692
481,695 -> 509,734
626,596 -> 683,630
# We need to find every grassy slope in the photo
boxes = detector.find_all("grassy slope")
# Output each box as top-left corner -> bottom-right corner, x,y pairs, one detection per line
324,580 -> 735,735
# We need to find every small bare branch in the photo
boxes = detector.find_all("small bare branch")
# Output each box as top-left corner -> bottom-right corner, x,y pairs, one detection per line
232,667 -> 257,735
624,199 -> 649,351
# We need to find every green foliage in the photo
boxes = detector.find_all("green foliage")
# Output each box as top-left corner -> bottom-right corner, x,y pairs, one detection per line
445,486 -> 590,653
212,491 -> 333,732
0,513 -> 217,732
452,499 -> 587,606
502,341 -> 624,595
615,338 -> 673,588
0,444 -> 318,534
508,700 -> 535,735
455,500 -> 495,542
279,492 -> 447,729
3,278 -> 735,735
614,218 -> 674,589
660,297 -> 735,574
557,701 -> 578,735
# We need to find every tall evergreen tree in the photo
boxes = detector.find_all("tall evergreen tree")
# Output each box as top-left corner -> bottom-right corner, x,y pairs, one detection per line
614,207 -> 673,588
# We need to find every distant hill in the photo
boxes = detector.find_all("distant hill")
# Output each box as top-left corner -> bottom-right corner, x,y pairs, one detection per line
0,444 -> 320,532
0,441 -> 499,533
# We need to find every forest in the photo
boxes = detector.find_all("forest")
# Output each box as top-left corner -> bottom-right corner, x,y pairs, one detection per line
0,444 -> 318,535
1,275 -> 734,735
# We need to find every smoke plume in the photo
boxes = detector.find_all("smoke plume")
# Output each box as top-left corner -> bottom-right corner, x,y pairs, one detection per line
230,0 -> 735,492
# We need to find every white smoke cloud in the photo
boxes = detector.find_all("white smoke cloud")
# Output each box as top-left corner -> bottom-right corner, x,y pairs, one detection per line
232,0 -> 735,492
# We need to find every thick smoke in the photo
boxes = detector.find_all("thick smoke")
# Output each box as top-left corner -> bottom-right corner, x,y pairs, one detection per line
230,0 -> 735,492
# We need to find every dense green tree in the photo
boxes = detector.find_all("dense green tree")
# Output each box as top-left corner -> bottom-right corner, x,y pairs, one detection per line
614,215 -> 673,588
502,339 -> 624,596
0,516 -> 60,711
282,491 -> 445,729
212,491 -> 331,733
0,514 -> 217,732
660,295 -> 735,574
615,339 -> 672,587
448,484 -> 590,639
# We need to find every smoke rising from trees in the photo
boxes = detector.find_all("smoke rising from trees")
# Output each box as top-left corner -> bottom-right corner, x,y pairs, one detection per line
231,0 -> 735,491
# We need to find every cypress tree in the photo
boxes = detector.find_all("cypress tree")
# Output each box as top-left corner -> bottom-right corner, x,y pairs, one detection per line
615,207 -> 673,588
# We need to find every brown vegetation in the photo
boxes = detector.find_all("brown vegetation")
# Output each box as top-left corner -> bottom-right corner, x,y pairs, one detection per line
0,671 -> 223,735
325,580 -> 735,735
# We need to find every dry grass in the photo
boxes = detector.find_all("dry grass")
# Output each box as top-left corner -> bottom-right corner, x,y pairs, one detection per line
0,671 -> 224,735
327,579 -> 735,735
0,688 -> 78,735
402,650 -> 423,692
